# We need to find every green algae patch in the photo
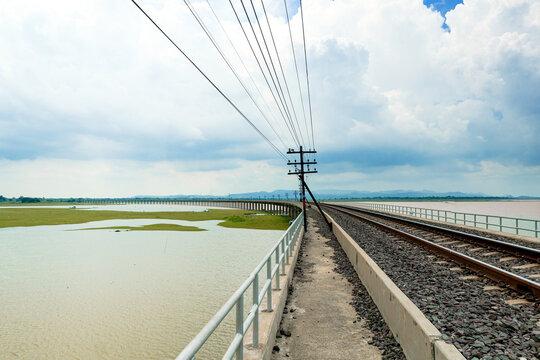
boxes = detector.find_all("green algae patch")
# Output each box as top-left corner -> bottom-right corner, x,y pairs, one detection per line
78,223 -> 205,232
0,208 -> 292,230
219,214 -> 291,230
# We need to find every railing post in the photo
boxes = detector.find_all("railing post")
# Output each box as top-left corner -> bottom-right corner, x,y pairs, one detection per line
275,249 -> 280,290
536,220 -> 539,238
281,238 -> 286,274
253,274 -> 259,348
474,214 -> 477,227
236,295 -> 244,360
499,217 -> 503,232
288,230 -> 293,258
285,234 -> 290,265
515,219 -> 519,235
266,259 -> 272,312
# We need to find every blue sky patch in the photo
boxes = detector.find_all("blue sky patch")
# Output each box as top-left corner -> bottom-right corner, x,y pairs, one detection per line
424,0 -> 463,30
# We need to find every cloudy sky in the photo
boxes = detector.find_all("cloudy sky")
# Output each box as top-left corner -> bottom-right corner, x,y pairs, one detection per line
1,0 -> 539,197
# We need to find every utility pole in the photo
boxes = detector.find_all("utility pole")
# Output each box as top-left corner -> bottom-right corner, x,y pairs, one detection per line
287,146 -> 317,230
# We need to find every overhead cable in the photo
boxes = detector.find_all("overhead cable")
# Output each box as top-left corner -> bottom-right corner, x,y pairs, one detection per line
129,0 -> 288,161
246,0 -> 305,147
283,0 -> 311,150
258,0 -> 306,149
300,0 -> 315,149
204,0 -> 293,149
183,0 -> 289,151
227,0 -> 301,148
237,0 -> 302,146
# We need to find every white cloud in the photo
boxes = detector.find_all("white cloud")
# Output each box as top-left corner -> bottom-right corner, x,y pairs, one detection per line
0,158 -> 297,198
0,0 -> 538,195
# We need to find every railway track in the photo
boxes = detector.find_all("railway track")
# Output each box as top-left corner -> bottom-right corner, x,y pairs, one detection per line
321,203 -> 540,298
314,207 -> 540,359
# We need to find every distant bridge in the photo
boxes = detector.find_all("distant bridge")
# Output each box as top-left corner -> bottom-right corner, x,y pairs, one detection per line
80,199 -> 302,218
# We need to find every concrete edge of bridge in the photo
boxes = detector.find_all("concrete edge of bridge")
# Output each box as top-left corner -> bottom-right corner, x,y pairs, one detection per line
323,210 -> 466,360
243,226 -> 305,360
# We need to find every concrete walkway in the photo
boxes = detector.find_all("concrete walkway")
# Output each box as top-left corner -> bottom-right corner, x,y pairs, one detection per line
271,213 -> 381,359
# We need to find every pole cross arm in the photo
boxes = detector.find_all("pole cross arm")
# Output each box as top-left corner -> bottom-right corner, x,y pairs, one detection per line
287,150 -> 317,154
287,161 -> 317,165
288,170 -> 318,175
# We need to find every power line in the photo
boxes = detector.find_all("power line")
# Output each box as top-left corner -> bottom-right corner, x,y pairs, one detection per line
258,0 -> 307,149
183,0 -> 289,152
283,0 -> 311,150
227,0 -> 300,148
246,0 -> 305,147
205,0 -> 293,150
237,0 -> 302,146
129,0 -> 288,161
300,0 -> 315,149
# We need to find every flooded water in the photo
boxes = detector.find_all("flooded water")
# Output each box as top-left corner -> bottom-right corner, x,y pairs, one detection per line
0,205 -> 283,359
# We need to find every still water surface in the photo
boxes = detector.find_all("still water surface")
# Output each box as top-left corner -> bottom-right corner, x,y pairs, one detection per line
0,205 -> 282,359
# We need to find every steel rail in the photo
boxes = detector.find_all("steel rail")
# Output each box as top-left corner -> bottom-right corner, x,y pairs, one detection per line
325,203 -> 540,262
323,204 -> 540,298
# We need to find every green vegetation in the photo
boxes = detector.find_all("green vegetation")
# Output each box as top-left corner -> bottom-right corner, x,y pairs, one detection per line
0,208 -> 292,230
220,214 -> 291,230
77,223 -> 205,232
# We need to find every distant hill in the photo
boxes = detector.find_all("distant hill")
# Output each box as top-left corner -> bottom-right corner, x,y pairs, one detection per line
132,189 -> 538,200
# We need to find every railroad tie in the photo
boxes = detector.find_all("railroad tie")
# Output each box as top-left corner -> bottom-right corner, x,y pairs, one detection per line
511,263 -> 540,269
439,241 -> 461,246
499,256 -> 519,262
484,285 -> 503,291
505,299 -> 531,305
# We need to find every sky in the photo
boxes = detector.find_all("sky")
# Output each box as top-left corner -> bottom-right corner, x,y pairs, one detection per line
1,0 -> 539,197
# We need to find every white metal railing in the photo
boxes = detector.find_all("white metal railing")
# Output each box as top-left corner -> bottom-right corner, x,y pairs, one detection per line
356,203 -> 540,238
177,211 -> 304,360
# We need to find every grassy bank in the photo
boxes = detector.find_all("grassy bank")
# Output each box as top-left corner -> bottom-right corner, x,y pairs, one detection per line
0,208 -> 292,230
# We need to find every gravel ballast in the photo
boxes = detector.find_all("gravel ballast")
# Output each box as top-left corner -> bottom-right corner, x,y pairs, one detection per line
326,208 -> 540,360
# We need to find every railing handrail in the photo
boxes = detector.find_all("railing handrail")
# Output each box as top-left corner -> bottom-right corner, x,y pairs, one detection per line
393,205 -> 538,222
355,202 -> 539,238
177,211 -> 304,359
